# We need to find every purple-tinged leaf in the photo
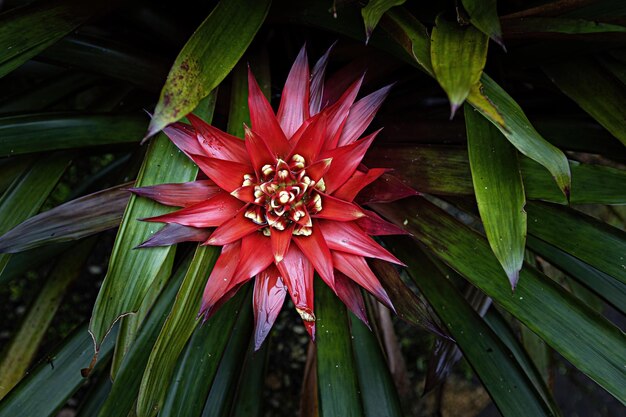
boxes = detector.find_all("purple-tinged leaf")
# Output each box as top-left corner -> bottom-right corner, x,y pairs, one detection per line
0,183 -> 131,254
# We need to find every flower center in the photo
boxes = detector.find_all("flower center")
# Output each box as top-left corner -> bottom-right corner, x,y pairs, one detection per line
242,154 -> 325,236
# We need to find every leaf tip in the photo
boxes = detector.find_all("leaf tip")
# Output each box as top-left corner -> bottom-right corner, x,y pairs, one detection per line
507,269 -> 520,291
449,102 -> 462,119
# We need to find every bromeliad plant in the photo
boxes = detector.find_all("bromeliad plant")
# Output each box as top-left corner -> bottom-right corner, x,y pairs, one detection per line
0,1 -> 625,417
131,47 -> 413,347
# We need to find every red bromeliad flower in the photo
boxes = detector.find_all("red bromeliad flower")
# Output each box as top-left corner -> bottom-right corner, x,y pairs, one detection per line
133,46 -> 417,349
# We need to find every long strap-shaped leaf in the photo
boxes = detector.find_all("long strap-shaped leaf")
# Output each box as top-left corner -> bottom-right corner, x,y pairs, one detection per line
0,153 -> 70,278
383,7 -> 571,196
0,323 -> 116,417
466,104 -> 526,288
198,292 -> 253,417
0,0 -> 117,78
315,278 -> 363,417
97,255 -> 191,417
527,236 -> 626,315
0,183 -> 130,253
544,58 -> 626,146
350,313 -> 403,417
136,245 -> 220,417
526,202 -> 626,285
0,113 -> 147,156
89,131 -> 199,347
146,0 -> 270,137
0,238 -> 95,398
159,287 -> 251,417
389,238 -> 558,417
364,146 -> 626,205
374,198 -> 626,404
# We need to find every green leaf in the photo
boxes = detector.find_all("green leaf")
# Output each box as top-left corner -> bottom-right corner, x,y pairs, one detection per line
230,343 -> 269,417
470,75 -> 572,197
159,287 -> 250,417
110,250 -> 175,378
0,113 -> 146,156
382,8 -> 433,75
0,183 -> 129,253
543,58 -> 626,146
88,131 -> 197,347
390,239 -> 558,417
483,309 -> 561,417
199,291 -> 253,417
0,156 -> 32,194
361,0 -> 406,43
0,153 -> 70,277
370,259 -> 444,335
0,323 -> 117,417
0,239 -> 95,398
74,375 -> 112,417
382,8 -> 571,196
374,198 -> 626,403
40,35 -> 169,92
366,145 -> 626,205
350,313 -> 403,417
466,104 -> 526,287
0,0 -> 116,78
526,202 -> 626,285
315,278 -> 363,417
431,16 -> 488,115
522,159 -> 626,205
98,255 -> 191,417
527,236 -> 626,314
146,0 -> 270,137
502,17 -> 626,35
461,0 -> 503,45
136,245 -> 220,417
0,73 -> 95,114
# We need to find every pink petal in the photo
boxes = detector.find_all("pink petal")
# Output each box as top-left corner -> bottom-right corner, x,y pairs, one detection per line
357,173 -> 420,204
277,46 -> 310,139
276,245 -> 316,339
244,125 -> 276,174
248,68 -> 291,158
332,251 -> 394,311
321,130 -> 379,194
253,265 -> 287,350
332,168 -> 388,202
288,112 -> 327,164
199,242 -> 241,320
270,224 -> 294,263
312,194 -> 365,221
163,122 -> 205,157
310,43 -> 335,115
136,223 -> 212,248
193,154 -> 253,193
293,227 -> 334,288
321,75 -> 364,150
187,113 -> 249,164
129,180 -> 220,207
334,271 -> 369,327
337,84 -> 393,147
356,209 -> 411,236
318,220 -> 405,265
233,231 -> 274,284
205,206 -> 263,245
141,191 -> 244,228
